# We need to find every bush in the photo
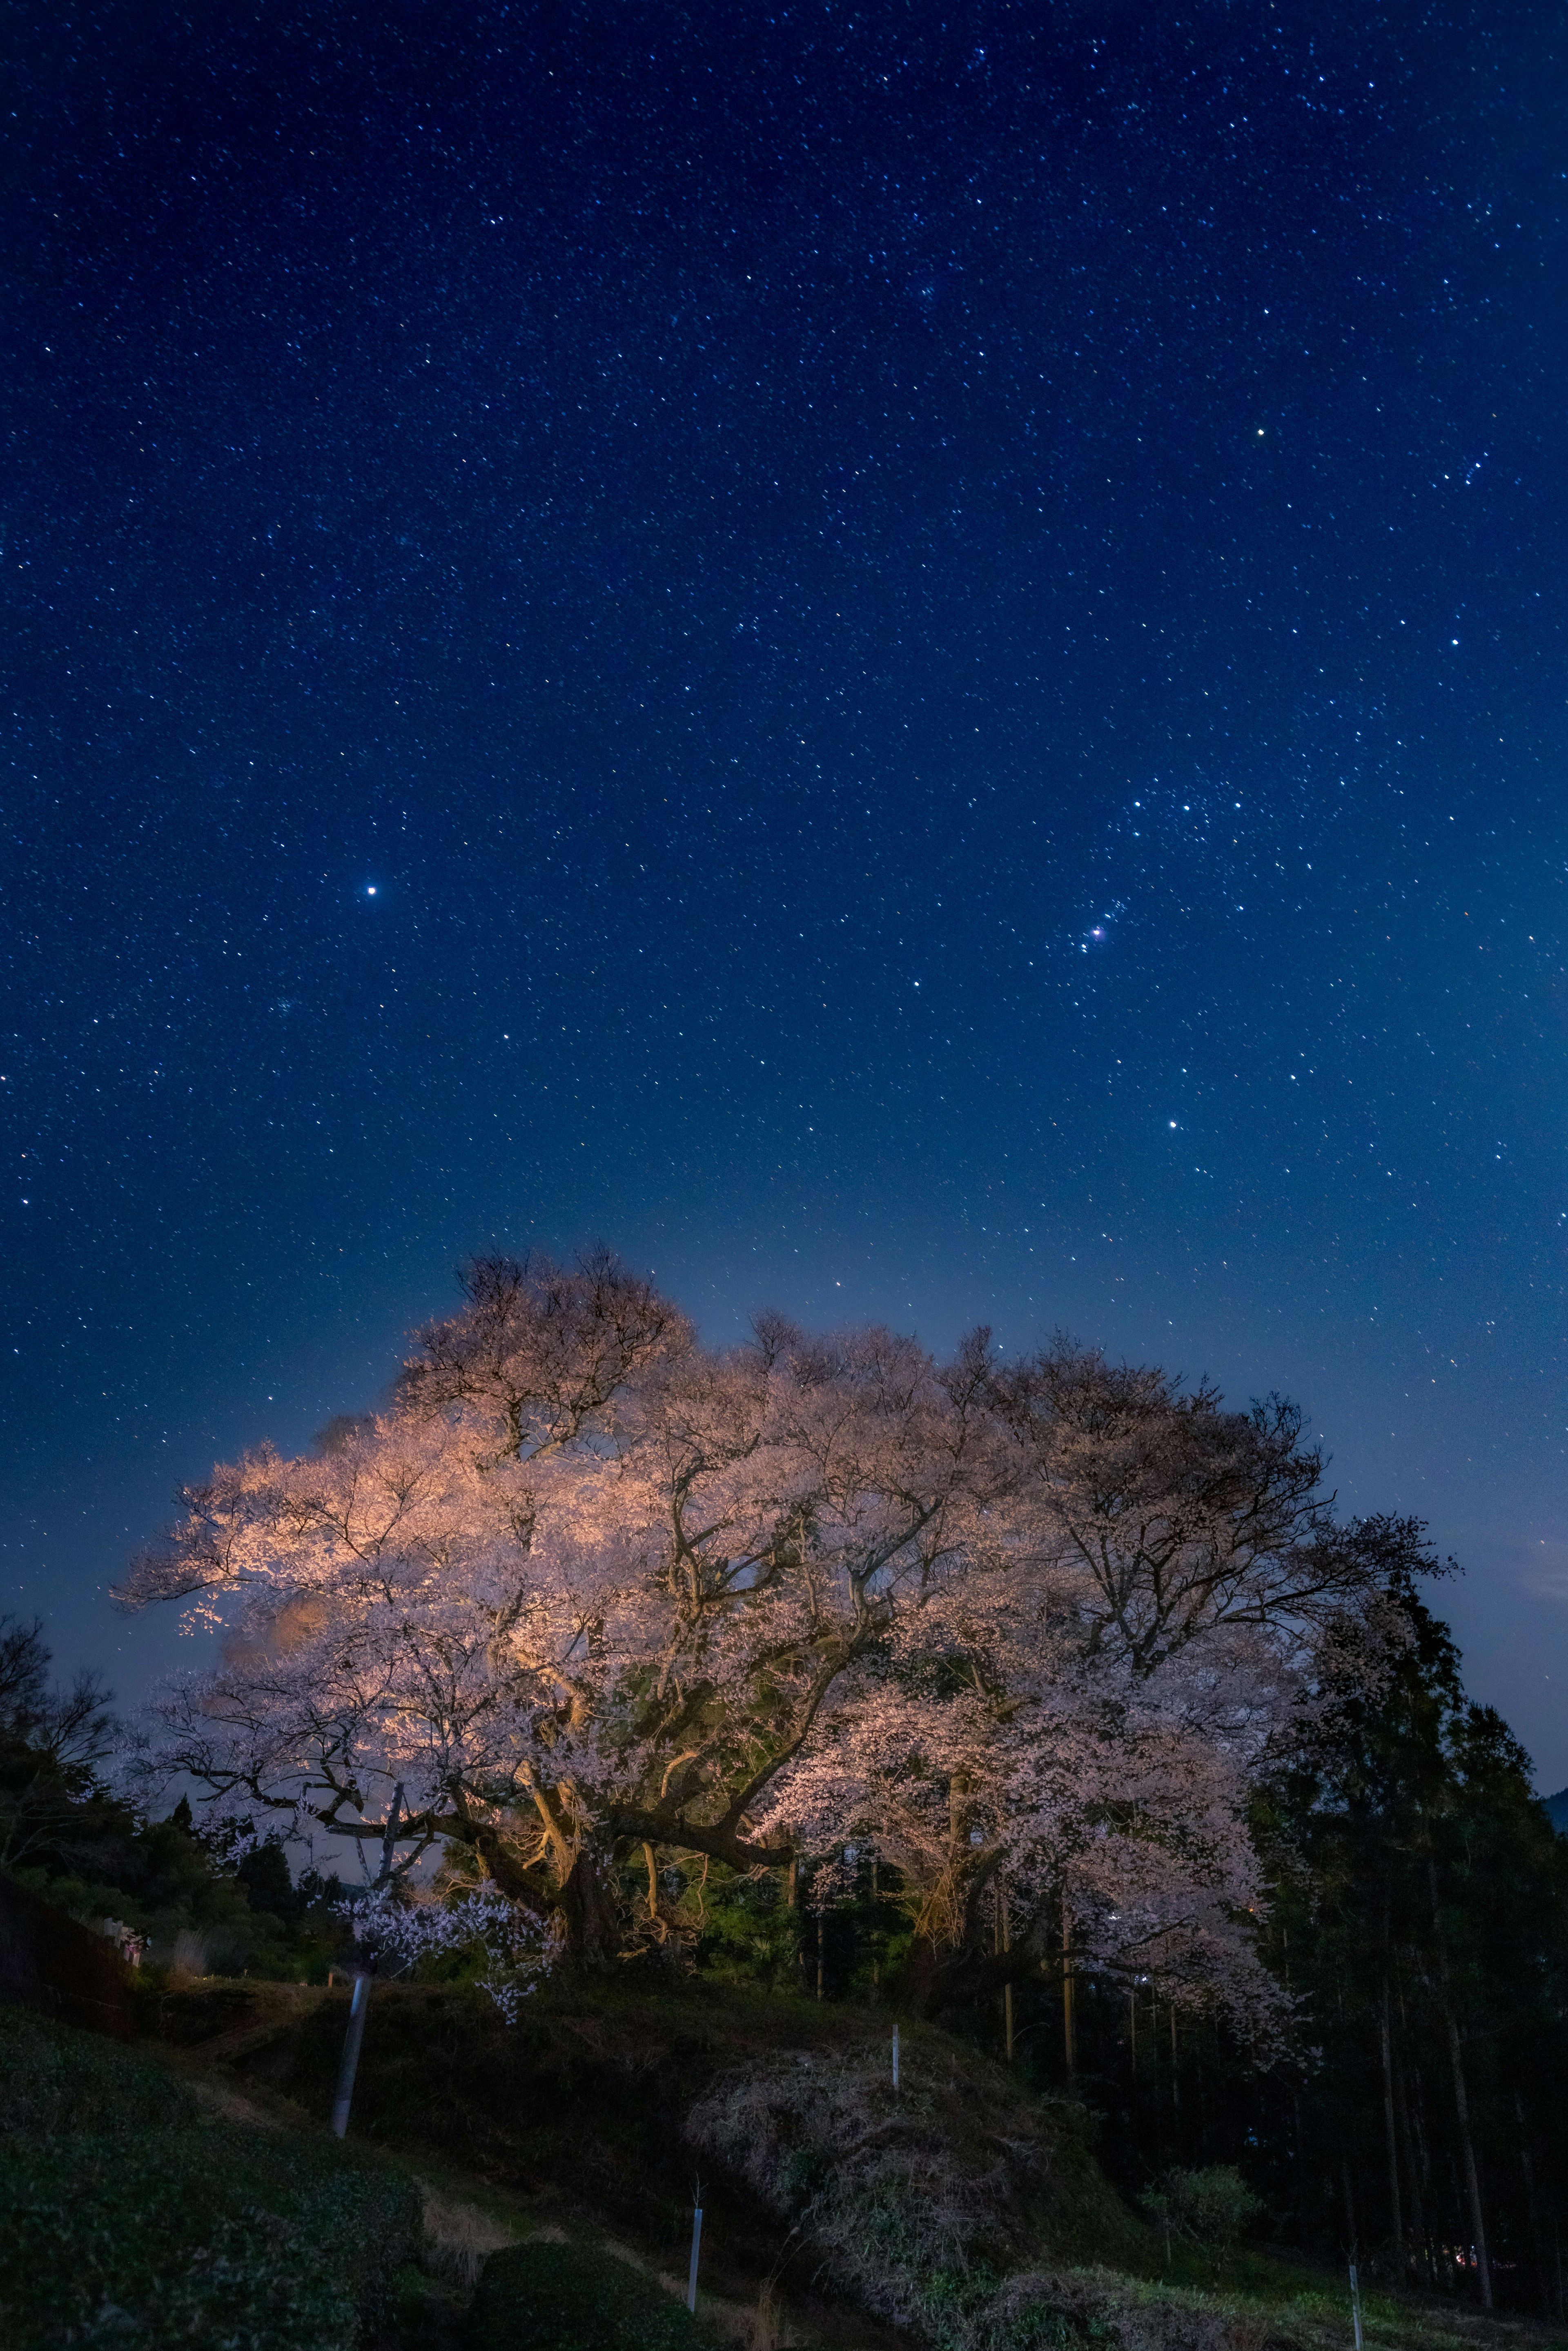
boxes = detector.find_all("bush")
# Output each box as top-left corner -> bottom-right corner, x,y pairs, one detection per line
464,2240 -> 719,2351
1139,2166 -> 1263,2279
0,2006 -> 420,2349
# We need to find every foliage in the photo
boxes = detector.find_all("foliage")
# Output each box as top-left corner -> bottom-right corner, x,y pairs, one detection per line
1139,2168 -> 1262,2279
684,2040 -> 1147,2349
119,1250 -> 1428,2035
0,1613 -> 350,1977
0,1616 -> 117,1874
1245,1584 -> 1568,2307
0,2005 -> 419,2349
78,1246 -> 1568,2326
463,2240 -> 721,2351
1020,1581 -> 1568,2322
340,1881 -> 552,2020
147,1971 -> 1159,2338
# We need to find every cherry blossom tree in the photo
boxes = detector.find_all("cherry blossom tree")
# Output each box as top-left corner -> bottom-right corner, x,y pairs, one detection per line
119,1257 -> 1016,1959
118,1255 -> 1423,2018
757,1348 -> 1432,2029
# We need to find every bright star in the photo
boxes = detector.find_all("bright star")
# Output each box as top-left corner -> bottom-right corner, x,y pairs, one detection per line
366,885 -> 378,896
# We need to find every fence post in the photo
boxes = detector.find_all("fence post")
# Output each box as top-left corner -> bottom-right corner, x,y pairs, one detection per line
330,1969 -> 372,2138
1349,2260 -> 1364,2351
892,2023 -> 900,2092
686,2199 -> 704,2313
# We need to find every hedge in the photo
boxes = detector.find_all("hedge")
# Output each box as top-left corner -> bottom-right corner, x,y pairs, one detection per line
0,2004 -> 419,2349
465,2239 -> 722,2351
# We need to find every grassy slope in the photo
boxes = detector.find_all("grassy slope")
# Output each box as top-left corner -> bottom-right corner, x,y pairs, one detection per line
132,1971 -> 1568,2351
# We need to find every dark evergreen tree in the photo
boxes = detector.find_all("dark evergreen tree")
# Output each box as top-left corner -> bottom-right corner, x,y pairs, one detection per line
1252,1589 -> 1568,2315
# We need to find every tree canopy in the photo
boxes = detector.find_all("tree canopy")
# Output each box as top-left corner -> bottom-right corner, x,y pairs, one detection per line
120,1250 -> 1431,2030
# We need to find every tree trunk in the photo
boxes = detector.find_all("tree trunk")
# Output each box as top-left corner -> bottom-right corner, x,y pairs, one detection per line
1443,1996 -> 1492,2307
1430,1861 -> 1492,2309
1379,1980 -> 1404,2260
466,1820 -> 556,1922
904,1932 -> 961,2017
994,1885 -> 1014,2060
556,1845 -> 619,1965
1391,2024 -> 1432,2288
1515,2090 -> 1549,2315
1406,2043 -> 1442,2289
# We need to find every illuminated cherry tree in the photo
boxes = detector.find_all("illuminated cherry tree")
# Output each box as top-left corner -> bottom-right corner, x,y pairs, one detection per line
121,1255 -> 1014,1958
762,1349 -> 1431,2030
120,1250 -> 1426,2017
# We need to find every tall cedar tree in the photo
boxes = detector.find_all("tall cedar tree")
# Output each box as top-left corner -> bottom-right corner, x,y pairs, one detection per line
1254,1589 -> 1568,2314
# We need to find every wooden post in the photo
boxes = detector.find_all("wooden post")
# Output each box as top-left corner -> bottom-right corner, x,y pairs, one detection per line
686,2198 -> 704,2313
1061,1894 -> 1076,2085
816,1909 -> 825,2001
1349,2262 -> 1364,2351
892,2023 -> 900,2092
330,1969 -> 372,2138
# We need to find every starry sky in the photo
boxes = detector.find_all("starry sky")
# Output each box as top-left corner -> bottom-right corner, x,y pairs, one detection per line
7,2 -> 1568,1774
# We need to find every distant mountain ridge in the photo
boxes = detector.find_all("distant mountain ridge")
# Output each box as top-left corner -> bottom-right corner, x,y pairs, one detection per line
1543,1788 -> 1568,1832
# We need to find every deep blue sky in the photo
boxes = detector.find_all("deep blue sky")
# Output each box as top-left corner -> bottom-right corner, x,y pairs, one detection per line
7,3 -> 1568,1776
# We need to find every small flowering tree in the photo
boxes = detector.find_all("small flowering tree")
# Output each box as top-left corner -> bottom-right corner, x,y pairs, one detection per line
337,1883 -> 551,2023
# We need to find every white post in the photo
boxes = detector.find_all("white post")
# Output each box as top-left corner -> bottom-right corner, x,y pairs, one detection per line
330,1970 -> 371,2138
892,2023 -> 900,2091
686,2203 -> 704,2313
1349,2260 -> 1364,2351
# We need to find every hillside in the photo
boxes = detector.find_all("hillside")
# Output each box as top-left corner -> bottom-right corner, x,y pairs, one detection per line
149,1970 -> 1142,2346
82,1968 -> 1568,2351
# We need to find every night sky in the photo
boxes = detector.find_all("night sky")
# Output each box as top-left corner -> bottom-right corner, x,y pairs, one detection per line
7,4 -> 1568,1774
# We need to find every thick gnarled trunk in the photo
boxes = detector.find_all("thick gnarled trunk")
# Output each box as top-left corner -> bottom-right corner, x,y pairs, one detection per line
555,1846 -> 621,1965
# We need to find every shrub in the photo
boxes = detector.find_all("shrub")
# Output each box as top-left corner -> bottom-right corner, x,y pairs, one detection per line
464,2240 -> 719,2351
1139,2166 -> 1263,2280
686,2050 -> 1039,2350
0,2006 -> 420,2349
